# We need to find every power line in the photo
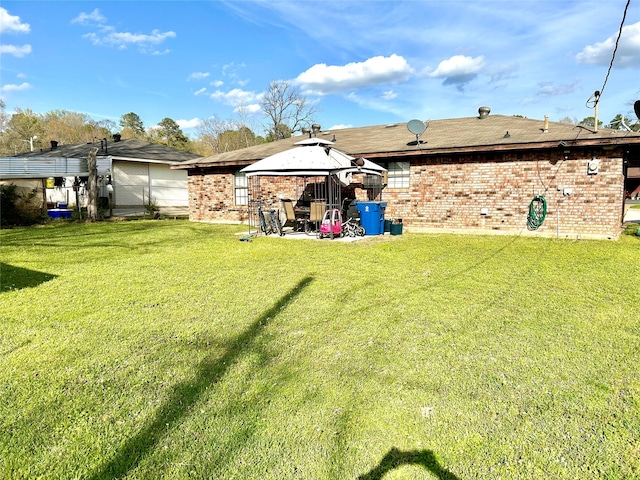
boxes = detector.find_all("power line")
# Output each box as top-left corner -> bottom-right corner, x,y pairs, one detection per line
596,0 -> 632,104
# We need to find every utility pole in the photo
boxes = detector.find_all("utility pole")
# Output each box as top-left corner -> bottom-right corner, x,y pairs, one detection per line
87,148 -> 98,221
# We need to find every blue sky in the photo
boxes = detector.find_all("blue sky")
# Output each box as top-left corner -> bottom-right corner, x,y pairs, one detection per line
2,1 -> 639,137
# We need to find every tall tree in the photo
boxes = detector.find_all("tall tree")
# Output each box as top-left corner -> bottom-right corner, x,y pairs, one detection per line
156,117 -> 189,148
196,115 -> 233,155
217,126 -> 259,153
42,110 -> 109,145
579,117 -> 603,128
558,116 -> 578,124
260,80 -> 317,140
119,112 -> 145,138
265,124 -> 292,142
8,108 -> 44,152
0,100 -> 22,154
607,114 -> 638,131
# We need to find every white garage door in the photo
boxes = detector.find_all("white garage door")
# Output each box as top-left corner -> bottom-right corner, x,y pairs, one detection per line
149,163 -> 188,207
113,162 -> 188,207
113,162 -> 149,207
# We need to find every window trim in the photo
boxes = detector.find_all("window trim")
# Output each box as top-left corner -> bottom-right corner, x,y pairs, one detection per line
386,161 -> 410,189
234,171 -> 248,206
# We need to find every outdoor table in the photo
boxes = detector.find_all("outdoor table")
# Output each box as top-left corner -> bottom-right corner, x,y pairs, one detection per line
294,206 -> 310,220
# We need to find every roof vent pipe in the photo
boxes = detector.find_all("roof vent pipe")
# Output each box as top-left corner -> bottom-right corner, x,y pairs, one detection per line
50,140 -> 58,150
478,106 -> 491,119
544,115 -> 549,133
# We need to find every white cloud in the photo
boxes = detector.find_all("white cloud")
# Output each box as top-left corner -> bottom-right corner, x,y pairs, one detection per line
427,55 -> 485,78
210,88 -> 258,106
74,9 -> 176,53
86,29 -> 176,48
0,7 -> 30,34
486,62 -> 518,83
536,80 -> 581,96
211,80 -> 224,88
1,82 -> 32,93
381,90 -> 397,100
71,8 -> 107,26
0,44 -> 32,57
425,55 -> 485,91
236,103 -> 261,114
576,21 -> 640,68
295,54 -> 414,95
194,87 -> 207,96
189,72 -> 210,81
177,118 -> 200,129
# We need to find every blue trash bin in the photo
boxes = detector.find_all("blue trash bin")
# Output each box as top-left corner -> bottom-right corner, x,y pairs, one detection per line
355,202 -> 387,235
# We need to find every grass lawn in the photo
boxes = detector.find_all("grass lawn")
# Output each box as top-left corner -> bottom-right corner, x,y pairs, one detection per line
1,221 -> 639,479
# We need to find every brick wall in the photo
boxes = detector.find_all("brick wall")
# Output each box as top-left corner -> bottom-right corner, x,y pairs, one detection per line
381,149 -> 624,239
188,169 -> 246,223
187,149 -> 625,239
188,169 -> 309,224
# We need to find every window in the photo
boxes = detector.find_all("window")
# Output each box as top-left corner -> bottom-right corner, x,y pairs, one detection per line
387,161 -> 410,188
234,171 -> 248,206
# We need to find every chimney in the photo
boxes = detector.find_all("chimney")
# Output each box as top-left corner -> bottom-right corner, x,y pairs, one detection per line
113,133 -> 121,142
50,140 -> 58,150
543,115 -> 549,133
478,106 -> 491,119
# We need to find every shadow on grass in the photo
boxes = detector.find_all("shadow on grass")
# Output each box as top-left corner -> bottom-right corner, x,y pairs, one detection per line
88,275 -> 314,480
0,262 -> 57,292
447,234 -> 520,282
0,221 -> 182,248
358,447 -> 460,480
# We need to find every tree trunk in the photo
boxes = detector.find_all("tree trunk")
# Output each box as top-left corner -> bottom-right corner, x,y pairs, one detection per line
87,147 -> 98,221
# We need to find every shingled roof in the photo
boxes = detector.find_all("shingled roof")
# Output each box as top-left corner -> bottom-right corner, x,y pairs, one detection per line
175,113 -> 640,169
16,138 -> 201,164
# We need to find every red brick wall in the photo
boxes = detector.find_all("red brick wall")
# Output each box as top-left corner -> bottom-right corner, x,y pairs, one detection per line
188,170 -> 307,223
187,149 -> 625,239
381,149 -> 624,239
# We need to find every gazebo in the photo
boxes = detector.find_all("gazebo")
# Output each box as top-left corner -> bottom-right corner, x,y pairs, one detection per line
240,138 -> 386,234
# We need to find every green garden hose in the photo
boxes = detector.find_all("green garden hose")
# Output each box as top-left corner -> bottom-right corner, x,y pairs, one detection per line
527,195 -> 547,230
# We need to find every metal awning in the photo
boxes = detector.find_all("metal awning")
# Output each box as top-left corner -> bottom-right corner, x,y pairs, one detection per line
0,156 -> 100,179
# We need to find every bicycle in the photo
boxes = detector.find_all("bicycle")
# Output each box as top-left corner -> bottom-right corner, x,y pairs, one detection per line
257,205 -> 284,236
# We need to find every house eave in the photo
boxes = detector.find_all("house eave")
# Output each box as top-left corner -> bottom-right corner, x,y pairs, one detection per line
359,138 -> 638,159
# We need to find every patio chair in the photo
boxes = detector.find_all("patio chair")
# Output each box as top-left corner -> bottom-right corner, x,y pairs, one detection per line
281,199 -> 305,232
308,200 -> 326,234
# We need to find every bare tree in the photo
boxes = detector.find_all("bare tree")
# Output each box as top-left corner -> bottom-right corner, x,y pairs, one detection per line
195,108 -> 263,155
196,115 -> 234,155
260,80 -> 317,140
234,101 -> 262,148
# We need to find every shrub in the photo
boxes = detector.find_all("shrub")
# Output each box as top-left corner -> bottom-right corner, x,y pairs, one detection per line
0,184 -> 45,227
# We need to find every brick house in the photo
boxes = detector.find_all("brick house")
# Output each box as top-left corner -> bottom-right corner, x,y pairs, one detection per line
174,108 -> 640,239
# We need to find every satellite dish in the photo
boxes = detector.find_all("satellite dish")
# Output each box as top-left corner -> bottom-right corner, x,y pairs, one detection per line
407,119 -> 429,146
634,100 -> 640,120
407,119 -> 426,136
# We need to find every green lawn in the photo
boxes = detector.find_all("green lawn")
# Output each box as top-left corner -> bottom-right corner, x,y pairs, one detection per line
1,221 -> 639,479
